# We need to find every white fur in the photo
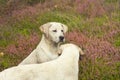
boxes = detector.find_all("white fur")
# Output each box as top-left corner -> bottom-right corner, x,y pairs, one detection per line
19,22 -> 68,65
0,44 -> 84,80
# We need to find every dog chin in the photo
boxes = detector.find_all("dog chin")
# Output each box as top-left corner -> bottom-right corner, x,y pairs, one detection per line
60,39 -> 65,42
53,39 -> 65,44
54,41 -> 63,44
59,39 -> 65,43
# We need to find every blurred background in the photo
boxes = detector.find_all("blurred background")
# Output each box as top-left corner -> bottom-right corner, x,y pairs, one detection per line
0,0 -> 120,79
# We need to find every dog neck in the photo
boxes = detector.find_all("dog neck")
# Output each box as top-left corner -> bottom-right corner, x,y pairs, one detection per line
38,35 -> 59,54
57,49 -> 79,75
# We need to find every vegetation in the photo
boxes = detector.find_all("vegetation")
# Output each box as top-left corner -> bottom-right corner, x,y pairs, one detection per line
0,0 -> 120,80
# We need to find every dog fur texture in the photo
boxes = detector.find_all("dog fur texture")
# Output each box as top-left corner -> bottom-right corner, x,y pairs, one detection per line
19,22 -> 68,65
0,43 -> 84,80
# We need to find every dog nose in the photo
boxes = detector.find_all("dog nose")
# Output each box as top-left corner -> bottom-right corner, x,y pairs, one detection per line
59,36 -> 64,42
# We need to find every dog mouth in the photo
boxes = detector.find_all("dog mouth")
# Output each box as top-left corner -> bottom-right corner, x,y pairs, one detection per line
59,40 -> 64,42
52,36 -> 65,44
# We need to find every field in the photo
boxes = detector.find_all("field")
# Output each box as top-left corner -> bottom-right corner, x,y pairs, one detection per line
0,0 -> 120,80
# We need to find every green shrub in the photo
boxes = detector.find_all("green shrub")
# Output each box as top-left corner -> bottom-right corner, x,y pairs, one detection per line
0,0 -> 7,6
26,0 -> 45,5
79,57 -> 120,80
0,18 -> 40,47
113,33 -> 120,47
36,11 -> 83,31
114,38 -> 120,47
0,55 -> 10,70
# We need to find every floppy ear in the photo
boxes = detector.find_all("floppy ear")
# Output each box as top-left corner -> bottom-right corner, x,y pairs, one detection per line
57,48 -> 62,56
57,45 -> 64,56
61,24 -> 68,33
39,23 -> 52,37
78,47 -> 85,55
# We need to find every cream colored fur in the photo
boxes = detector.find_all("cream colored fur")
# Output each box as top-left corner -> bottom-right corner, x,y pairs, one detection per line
19,22 -> 68,65
0,43 -> 84,80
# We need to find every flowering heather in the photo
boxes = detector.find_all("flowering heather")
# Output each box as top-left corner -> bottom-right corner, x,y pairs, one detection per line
66,30 -> 120,62
5,33 -> 40,55
11,2 -> 55,20
12,5 -> 40,20
66,30 -> 88,46
75,0 -> 105,17
5,44 -> 18,54
0,0 -> 120,79
86,38 -> 119,60
103,30 -> 120,42
0,17 -> 6,25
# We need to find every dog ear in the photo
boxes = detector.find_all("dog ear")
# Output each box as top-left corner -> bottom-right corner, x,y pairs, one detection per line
78,47 -> 85,55
57,44 -> 64,56
40,23 -> 52,37
61,24 -> 68,33
57,48 -> 62,56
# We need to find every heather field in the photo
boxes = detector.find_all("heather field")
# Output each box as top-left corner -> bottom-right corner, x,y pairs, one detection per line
0,0 -> 120,80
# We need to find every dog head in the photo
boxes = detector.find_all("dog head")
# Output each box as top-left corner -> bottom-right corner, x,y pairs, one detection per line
40,22 -> 68,43
58,43 -> 85,57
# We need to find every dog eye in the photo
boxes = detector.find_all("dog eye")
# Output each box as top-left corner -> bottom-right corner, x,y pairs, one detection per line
61,30 -> 63,32
53,30 -> 57,32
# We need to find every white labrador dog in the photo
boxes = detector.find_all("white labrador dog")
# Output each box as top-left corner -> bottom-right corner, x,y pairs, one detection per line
19,22 -> 68,65
0,44 -> 84,80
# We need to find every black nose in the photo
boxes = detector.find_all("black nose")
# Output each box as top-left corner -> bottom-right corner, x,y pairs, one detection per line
59,36 -> 64,42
